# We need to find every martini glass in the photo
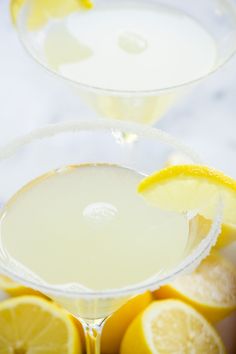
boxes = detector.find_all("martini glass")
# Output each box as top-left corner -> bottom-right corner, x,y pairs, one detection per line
13,0 -> 236,125
0,120 -> 222,354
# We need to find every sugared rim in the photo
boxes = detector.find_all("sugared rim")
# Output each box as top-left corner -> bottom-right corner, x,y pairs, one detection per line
0,119 -> 222,298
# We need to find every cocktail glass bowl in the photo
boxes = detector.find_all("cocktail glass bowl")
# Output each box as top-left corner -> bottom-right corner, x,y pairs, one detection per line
0,120 -> 222,353
14,0 -> 236,124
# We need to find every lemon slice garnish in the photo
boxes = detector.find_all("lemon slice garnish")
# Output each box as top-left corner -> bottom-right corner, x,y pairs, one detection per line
10,0 -> 93,30
138,165 -> 236,225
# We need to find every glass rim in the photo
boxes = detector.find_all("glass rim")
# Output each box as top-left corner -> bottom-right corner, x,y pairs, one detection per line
15,3 -> 236,97
0,119 -> 222,298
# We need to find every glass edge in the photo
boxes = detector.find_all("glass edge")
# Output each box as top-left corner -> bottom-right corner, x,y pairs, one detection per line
0,119 -> 221,299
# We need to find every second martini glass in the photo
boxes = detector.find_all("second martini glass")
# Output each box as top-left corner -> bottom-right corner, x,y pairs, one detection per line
13,0 -> 236,125
0,120 -> 222,354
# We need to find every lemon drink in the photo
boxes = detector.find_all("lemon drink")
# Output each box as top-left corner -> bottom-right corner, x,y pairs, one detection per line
0,164 -> 189,296
16,0 -> 218,123
0,163 -> 231,354
0,119 -> 226,354
42,3 -> 217,92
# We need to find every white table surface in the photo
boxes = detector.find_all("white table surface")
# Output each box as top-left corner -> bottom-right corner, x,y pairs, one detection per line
0,0 -> 236,352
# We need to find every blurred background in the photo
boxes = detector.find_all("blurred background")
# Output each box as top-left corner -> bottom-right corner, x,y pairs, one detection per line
1,0 -> 236,178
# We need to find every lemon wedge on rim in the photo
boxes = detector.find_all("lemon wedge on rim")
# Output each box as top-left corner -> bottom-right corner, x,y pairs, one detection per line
10,0 -> 93,30
138,165 -> 236,226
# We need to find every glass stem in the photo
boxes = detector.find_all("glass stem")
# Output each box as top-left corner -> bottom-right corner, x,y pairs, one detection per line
81,318 -> 105,354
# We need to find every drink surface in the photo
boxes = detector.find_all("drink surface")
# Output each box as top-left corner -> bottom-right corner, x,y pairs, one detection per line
30,1 -> 217,91
0,164 -> 189,291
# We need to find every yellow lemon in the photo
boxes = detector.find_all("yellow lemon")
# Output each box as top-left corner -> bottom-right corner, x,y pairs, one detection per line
0,295 -> 81,353
215,223 -> 236,249
10,0 -> 93,30
120,299 -> 226,354
101,291 -> 153,354
71,316 -> 86,353
138,165 -> 236,226
154,252 -> 236,323
0,274 -> 44,297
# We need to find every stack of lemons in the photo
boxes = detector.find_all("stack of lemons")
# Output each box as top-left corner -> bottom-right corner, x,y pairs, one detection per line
1,162 -> 236,353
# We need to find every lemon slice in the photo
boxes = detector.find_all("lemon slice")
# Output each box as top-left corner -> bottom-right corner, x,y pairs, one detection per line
154,252 -> 236,323
10,0 -> 93,30
0,274 -> 44,297
138,165 -> 236,225
120,299 -> 225,354
163,156 -> 236,249
0,295 -> 81,353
